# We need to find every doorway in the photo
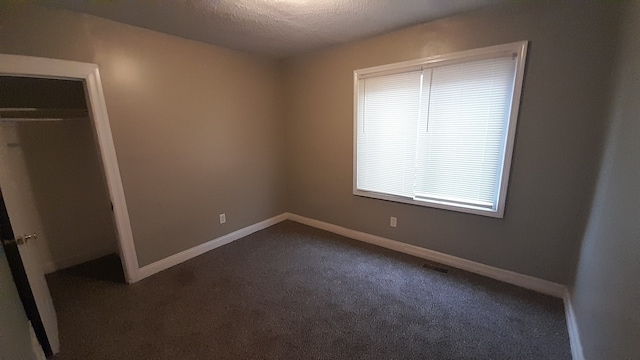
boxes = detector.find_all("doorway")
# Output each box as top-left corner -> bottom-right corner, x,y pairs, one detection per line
0,76 -> 122,277
0,54 -> 139,356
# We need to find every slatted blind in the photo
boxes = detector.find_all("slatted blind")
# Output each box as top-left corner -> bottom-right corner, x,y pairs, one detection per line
356,70 -> 422,198
356,53 -> 518,212
414,57 -> 516,209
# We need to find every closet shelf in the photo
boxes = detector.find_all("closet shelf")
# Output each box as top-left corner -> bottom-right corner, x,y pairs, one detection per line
0,108 -> 89,121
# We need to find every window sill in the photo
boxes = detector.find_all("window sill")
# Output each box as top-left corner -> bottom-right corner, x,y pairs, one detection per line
353,189 -> 505,219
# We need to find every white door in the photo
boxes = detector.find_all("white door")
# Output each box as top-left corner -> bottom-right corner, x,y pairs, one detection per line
0,123 -> 59,354
0,247 -> 46,360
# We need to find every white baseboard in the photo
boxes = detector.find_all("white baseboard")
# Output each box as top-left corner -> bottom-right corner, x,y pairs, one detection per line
286,213 -> 586,359
137,213 -> 288,281
134,211 -> 565,297
563,289 -> 585,360
131,211 -> 582,359
285,212 -> 567,298
43,247 -> 116,274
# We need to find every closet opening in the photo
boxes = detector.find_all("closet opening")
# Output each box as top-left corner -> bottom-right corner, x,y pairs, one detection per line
0,76 -> 125,281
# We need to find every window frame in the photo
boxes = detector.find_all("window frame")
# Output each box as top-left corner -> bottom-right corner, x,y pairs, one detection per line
352,41 -> 528,218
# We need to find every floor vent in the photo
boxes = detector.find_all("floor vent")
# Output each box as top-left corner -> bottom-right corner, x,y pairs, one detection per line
422,261 -> 449,274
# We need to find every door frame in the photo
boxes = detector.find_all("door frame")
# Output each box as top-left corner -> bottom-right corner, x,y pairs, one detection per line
0,54 -> 140,283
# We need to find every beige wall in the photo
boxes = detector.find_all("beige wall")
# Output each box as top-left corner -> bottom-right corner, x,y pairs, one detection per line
0,3 -> 624,285
570,0 -> 640,358
15,120 -> 118,272
283,2 -> 621,284
0,5 -> 287,267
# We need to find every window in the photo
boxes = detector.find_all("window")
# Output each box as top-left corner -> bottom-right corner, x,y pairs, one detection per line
354,42 -> 528,218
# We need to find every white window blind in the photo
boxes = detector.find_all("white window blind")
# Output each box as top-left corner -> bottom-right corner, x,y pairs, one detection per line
357,70 -> 422,198
354,42 -> 526,217
414,57 -> 516,209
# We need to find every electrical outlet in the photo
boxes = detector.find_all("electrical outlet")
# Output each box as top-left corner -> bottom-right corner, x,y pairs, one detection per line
219,213 -> 226,224
390,216 -> 397,228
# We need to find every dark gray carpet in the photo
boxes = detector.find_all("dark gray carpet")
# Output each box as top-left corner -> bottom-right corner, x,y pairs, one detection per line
46,221 -> 571,359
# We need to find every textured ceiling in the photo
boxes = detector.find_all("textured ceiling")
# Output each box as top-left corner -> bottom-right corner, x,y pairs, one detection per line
43,0 -> 503,58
